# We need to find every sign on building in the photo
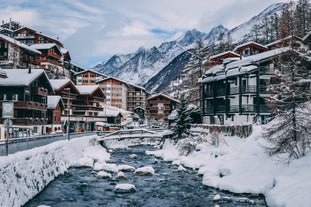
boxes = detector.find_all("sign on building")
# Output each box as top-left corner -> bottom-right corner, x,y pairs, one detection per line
2,102 -> 14,119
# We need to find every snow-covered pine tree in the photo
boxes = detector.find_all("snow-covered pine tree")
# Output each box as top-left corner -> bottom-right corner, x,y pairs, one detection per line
263,47 -> 311,160
172,97 -> 193,143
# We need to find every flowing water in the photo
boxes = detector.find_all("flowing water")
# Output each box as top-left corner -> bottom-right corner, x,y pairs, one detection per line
24,145 -> 267,207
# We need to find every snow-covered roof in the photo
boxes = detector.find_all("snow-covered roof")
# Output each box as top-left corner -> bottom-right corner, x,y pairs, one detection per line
128,82 -> 146,91
302,31 -> 311,42
74,69 -> 107,77
0,69 -> 46,86
30,43 -> 57,50
233,41 -> 267,52
0,34 -> 41,54
201,47 -> 291,83
209,51 -> 240,59
0,69 -> 7,78
47,95 -> 63,109
49,79 -> 71,90
147,93 -> 180,103
98,109 -> 121,117
60,47 -> 68,54
76,85 -> 101,95
96,76 -> 128,86
226,47 -> 290,70
265,35 -> 302,47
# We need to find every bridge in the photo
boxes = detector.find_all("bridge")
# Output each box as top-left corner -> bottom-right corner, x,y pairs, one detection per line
97,128 -> 173,149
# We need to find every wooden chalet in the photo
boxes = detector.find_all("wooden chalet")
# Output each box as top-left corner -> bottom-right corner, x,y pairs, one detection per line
127,83 -> 148,119
0,69 -> 53,138
13,26 -> 63,48
147,93 -> 179,122
233,41 -> 268,57
30,43 -> 66,78
200,47 -> 308,125
50,79 -> 79,132
208,51 -> 240,66
74,69 -> 108,85
0,34 -> 41,68
50,79 -> 107,132
47,95 -> 65,133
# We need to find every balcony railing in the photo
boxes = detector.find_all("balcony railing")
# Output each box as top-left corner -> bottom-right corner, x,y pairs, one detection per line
203,85 -> 277,98
13,101 -> 47,111
203,104 -> 272,115
0,118 -> 48,125
32,87 -> 48,96
148,100 -> 171,104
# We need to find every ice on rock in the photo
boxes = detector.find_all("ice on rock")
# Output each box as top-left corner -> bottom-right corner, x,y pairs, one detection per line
135,166 -> 155,176
96,171 -> 112,179
77,157 -> 94,168
177,165 -> 187,171
93,162 -> 118,173
114,183 -> 136,193
118,164 -> 135,172
213,194 -> 221,201
117,171 -> 126,180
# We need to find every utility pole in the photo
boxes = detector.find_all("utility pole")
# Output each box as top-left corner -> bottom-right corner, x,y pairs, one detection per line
66,88 -> 71,140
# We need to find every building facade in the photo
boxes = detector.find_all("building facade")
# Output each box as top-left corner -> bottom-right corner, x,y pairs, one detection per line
74,69 -> 108,86
0,69 -> 54,138
147,93 -> 179,123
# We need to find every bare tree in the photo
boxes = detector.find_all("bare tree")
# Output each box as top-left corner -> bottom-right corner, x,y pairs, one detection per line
263,48 -> 311,160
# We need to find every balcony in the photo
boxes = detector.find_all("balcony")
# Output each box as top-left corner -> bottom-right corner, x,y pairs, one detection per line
0,118 -> 47,125
7,101 -> 47,111
14,35 -> 35,39
32,87 -> 48,96
47,51 -> 62,60
259,67 -> 275,75
203,104 -> 272,115
148,100 -> 171,104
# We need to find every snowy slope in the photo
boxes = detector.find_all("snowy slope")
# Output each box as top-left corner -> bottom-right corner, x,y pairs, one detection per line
229,3 -> 287,43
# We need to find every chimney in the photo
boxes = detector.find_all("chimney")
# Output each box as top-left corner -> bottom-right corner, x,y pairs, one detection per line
28,65 -> 31,74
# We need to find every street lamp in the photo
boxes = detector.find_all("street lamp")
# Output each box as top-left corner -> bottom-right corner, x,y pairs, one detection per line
66,88 -> 71,140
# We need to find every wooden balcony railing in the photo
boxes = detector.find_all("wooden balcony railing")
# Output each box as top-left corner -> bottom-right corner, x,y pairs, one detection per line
13,101 -> 47,111
0,118 -> 48,125
203,104 -> 272,115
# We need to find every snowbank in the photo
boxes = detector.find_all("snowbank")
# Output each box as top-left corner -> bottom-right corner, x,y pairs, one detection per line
0,135 -> 101,207
148,125 -> 311,207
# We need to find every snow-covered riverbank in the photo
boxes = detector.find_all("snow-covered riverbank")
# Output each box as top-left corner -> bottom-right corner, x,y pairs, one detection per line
0,135 -> 104,207
1,126 -> 310,207
147,125 -> 311,207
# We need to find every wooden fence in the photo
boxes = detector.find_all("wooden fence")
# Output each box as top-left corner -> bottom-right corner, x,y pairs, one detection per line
190,124 -> 253,138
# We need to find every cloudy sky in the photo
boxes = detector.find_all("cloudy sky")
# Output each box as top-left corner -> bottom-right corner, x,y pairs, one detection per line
0,0 -> 286,68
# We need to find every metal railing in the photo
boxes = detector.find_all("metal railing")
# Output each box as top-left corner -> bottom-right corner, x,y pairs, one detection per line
0,131 -> 95,156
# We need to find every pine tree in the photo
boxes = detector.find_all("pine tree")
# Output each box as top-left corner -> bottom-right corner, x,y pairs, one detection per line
263,48 -> 311,160
172,97 -> 193,143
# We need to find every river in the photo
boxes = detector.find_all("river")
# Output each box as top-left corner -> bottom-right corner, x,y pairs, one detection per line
24,145 -> 267,207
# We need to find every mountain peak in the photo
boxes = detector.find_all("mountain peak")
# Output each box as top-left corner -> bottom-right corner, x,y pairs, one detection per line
177,29 -> 208,47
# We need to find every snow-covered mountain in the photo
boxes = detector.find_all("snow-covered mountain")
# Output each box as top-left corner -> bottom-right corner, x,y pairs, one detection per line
92,27 -> 228,85
229,2 -> 287,43
92,2 -> 287,92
